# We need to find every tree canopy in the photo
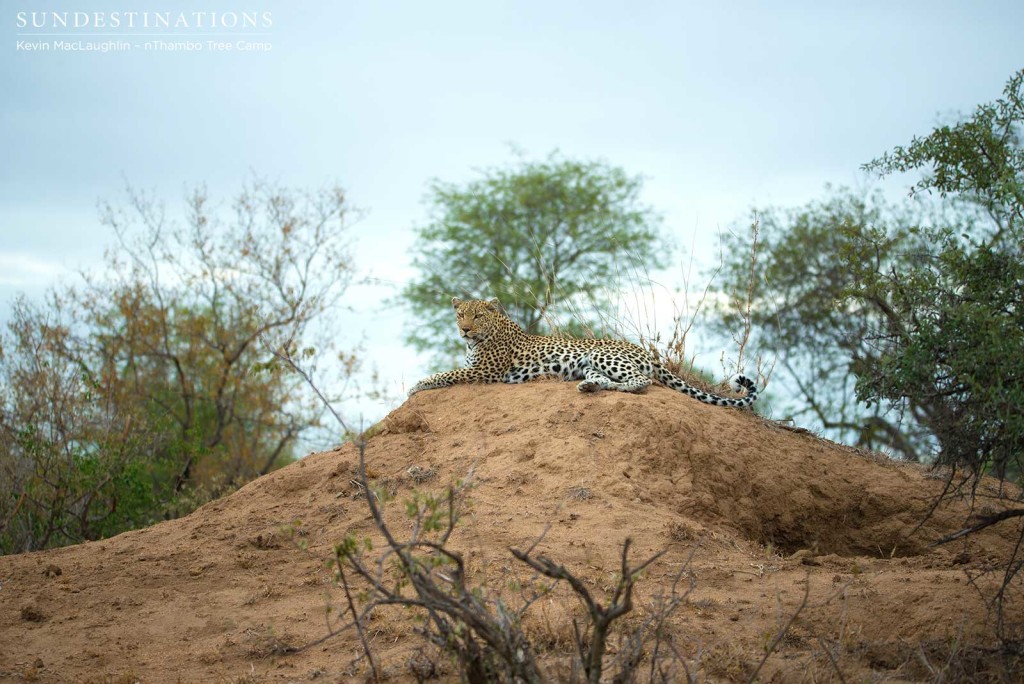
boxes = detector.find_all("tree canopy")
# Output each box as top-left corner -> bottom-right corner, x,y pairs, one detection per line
0,180 -> 357,554
709,191 -> 938,460
854,69 -> 1024,481
401,154 -> 667,363
711,69 -> 1024,480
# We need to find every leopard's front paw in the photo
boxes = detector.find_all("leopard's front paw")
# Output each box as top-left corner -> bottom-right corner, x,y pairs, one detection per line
409,374 -> 441,396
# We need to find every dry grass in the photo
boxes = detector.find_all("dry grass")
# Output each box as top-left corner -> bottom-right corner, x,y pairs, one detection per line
567,485 -> 593,501
241,627 -> 298,659
667,520 -> 701,543
242,584 -> 279,606
405,464 -> 438,484
506,470 -> 538,486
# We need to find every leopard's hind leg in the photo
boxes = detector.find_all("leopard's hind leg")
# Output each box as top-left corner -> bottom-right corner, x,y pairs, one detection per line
576,366 -> 652,394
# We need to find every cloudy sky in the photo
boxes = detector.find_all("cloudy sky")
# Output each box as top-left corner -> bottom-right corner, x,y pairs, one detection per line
2,0 -> 1022,423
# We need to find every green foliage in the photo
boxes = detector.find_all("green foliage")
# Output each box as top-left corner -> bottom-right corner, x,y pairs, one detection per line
852,233 -> 1024,479
711,70 -> 1024,479
0,180 -> 357,554
852,71 -> 1024,479
849,72 -> 1024,648
864,70 -> 1023,237
84,181 -> 355,494
710,191 -> 937,459
402,152 -> 667,364
0,300 -> 167,553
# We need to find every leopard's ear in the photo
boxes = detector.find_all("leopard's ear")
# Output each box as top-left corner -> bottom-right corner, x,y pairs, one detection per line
486,298 -> 501,310
452,297 -> 462,308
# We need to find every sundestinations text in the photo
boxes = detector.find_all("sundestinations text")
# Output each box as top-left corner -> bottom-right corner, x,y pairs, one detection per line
15,11 -> 273,30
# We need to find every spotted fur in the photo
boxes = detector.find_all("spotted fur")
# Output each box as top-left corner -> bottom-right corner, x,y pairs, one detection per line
409,298 -> 758,408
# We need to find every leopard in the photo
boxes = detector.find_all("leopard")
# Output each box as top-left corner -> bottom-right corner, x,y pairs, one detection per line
409,297 -> 758,408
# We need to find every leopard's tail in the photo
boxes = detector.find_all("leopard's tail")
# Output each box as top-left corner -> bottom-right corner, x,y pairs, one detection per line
654,367 -> 758,408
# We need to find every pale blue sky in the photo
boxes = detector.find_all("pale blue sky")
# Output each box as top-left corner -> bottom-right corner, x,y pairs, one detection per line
2,0 -> 1022,421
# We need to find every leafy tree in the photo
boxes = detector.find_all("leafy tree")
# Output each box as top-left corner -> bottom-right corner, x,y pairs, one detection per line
712,71 -> 1024,472
710,191 -> 940,460
402,153 -> 667,363
709,69 -> 1024,646
0,295 -> 162,551
852,69 -> 1024,650
854,69 -> 1024,482
864,71 -> 1022,241
86,181 -> 356,494
0,180 -> 357,553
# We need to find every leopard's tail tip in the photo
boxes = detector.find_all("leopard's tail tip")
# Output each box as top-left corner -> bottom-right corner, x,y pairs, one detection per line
729,373 -> 757,395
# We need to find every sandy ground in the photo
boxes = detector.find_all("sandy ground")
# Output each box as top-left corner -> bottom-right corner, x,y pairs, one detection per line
1,382 -> 1021,682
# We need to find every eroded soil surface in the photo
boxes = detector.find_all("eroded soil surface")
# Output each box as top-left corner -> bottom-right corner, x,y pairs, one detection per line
2,383 -> 1021,682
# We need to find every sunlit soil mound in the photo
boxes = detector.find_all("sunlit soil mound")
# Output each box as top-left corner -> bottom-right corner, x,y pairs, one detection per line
1,382 -> 1020,682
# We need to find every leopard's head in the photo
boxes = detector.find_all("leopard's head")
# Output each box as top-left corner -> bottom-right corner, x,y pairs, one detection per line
452,297 -> 503,346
